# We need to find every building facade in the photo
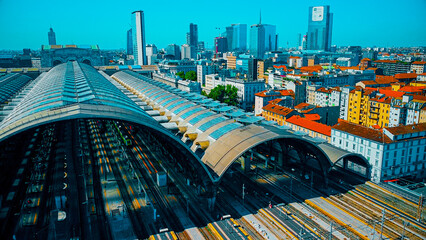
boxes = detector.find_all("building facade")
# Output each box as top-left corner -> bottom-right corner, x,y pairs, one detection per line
307,6 -> 333,51
132,10 -> 147,65
127,29 -> 133,55
250,23 -> 277,59
331,121 -> 426,182
226,24 -> 247,52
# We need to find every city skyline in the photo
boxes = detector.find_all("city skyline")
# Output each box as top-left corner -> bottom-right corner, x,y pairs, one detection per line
0,0 -> 425,50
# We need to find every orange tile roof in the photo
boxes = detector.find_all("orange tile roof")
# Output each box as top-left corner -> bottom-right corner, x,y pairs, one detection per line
375,75 -> 399,84
286,115 -> 331,136
385,123 -> 426,136
375,60 -> 398,63
412,61 -> 426,65
360,80 -> 378,85
262,103 -> 295,116
332,120 -> 392,143
394,73 -> 418,79
378,89 -> 405,98
294,102 -> 311,109
398,86 -> 426,93
299,65 -> 323,73
412,94 -> 426,101
316,87 -> 332,93
303,114 -> 321,121
255,89 -> 295,98
289,56 -> 301,59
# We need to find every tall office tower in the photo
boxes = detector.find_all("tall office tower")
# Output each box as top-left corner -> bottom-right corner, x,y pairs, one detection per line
214,37 -> 228,54
250,23 -> 276,59
226,24 -> 247,52
307,5 -> 333,51
166,44 -> 181,60
188,23 -> 198,59
297,33 -> 302,49
198,41 -> 205,52
146,44 -> 157,65
132,10 -> 147,65
126,29 -> 133,55
181,44 -> 191,59
48,28 -> 56,45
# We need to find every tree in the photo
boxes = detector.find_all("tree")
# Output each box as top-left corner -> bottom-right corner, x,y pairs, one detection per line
201,90 -> 208,96
176,71 -> 185,79
185,70 -> 197,81
208,84 -> 239,106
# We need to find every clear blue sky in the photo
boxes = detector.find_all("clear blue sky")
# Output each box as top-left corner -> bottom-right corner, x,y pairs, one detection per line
0,0 -> 425,50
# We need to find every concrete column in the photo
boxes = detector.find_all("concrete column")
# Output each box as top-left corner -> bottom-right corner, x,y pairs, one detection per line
241,156 -> 251,173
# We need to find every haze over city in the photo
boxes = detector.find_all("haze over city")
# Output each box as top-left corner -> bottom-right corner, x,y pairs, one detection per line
1,0 -> 425,50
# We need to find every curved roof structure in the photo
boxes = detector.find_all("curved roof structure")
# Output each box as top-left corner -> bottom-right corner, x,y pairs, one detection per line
111,71 -> 370,182
0,64 -> 369,184
0,62 -> 214,181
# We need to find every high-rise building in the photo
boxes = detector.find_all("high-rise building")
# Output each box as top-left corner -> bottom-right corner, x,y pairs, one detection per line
166,44 -> 181,60
181,44 -> 191,60
146,44 -> 157,65
48,28 -> 56,45
307,6 -> 333,51
188,23 -> 198,59
132,10 -> 147,65
126,29 -> 133,55
250,24 -> 276,59
226,24 -> 247,52
214,37 -> 228,54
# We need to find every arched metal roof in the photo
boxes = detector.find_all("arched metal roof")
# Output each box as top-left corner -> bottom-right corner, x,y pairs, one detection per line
0,65 -> 370,184
0,62 -> 215,183
111,71 -> 370,182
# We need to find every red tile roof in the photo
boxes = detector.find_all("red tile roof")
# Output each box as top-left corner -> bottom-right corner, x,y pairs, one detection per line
385,123 -> 426,136
286,115 -> 331,136
375,75 -> 399,84
332,120 -> 392,143
375,60 -> 398,63
378,89 -> 405,98
299,65 -> 323,73
294,103 -> 311,109
361,58 -> 371,61
303,114 -> 321,121
395,73 -> 418,79
262,103 -> 294,116
255,89 -> 295,98
412,61 -> 426,65
398,86 -> 426,93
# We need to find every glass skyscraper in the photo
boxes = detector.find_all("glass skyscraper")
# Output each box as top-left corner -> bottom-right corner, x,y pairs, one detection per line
307,5 -> 333,51
127,29 -> 133,55
226,24 -> 247,52
132,10 -> 147,65
250,24 -> 276,59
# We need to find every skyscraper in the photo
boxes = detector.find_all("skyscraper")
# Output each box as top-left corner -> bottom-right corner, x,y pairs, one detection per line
307,6 -> 333,51
48,28 -> 56,45
188,23 -> 198,59
132,10 -> 147,65
250,23 -> 276,59
226,24 -> 247,52
127,29 -> 133,55
214,37 -> 228,54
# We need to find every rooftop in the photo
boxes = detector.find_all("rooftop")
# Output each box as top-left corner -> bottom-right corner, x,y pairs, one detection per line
262,103 -> 295,116
286,115 -> 331,136
395,73 -> 418,79
332,120 -> 392,144
385,123 -> 426,136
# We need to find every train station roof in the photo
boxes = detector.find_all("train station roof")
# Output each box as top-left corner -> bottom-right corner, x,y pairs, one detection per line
0,63 -> 369,183
111,71 -> 370,181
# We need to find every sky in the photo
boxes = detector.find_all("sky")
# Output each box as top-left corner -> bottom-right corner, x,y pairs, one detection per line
0,0 -> 425,50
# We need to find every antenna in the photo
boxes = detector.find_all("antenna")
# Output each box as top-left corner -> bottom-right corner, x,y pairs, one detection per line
259,9 -> 262,25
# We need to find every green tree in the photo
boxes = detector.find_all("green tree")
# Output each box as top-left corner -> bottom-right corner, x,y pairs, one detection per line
201,90 -> 208,96
176,71 -> 185,79
185,70 -> 197,81
208,84 -> 239,106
